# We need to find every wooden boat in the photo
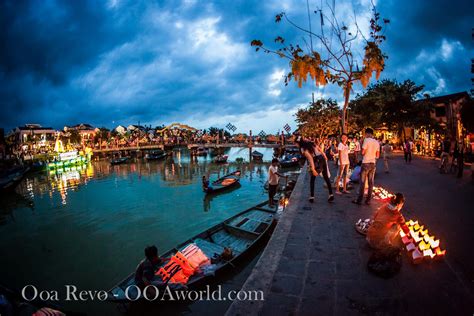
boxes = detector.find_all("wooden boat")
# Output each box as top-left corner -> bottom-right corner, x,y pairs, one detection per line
251,150 -> 264,161
212,155 -> 228,163
107,201 -> 277,302
145,150 -> 167,160
279,154 -> 301,168
193,147 -> 208,156
0,166 -> 29,192
110,157 -> 129,165
0,284 -> 84,315
206,170 -> 241,194
47,150 -> 89,170
285,146 -> 300,155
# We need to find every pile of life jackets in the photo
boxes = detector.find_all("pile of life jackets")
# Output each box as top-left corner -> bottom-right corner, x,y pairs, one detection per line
221,178 -> 236,186
156,243 -> 210,284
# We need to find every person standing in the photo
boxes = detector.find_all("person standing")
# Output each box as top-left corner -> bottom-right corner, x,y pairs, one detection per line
348,138 -> 356,168
353,128 -> 379,205
268,158 -> 285,207
334,133 -> 350,194
354,137 -> 361,163
382,141 -> 392,173
456,141 -> 464,178
296,136 -> 334,203
403,139 -> 412,163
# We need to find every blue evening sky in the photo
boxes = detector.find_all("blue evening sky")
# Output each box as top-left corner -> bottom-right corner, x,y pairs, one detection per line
1,0 -> 472,133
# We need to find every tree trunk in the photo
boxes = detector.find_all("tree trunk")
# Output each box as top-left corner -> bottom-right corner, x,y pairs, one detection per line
342,85 -> 351,133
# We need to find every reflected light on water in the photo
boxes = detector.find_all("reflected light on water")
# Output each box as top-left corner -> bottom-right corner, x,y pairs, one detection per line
0,147 -> 285,313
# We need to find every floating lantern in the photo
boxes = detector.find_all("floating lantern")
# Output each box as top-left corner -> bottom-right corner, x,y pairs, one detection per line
423,249 -> 436,259
401,235 -> 413,245
429,239 -> 440,249
412,249 -> 424,264
402,218 -> 446,263
406,242 -> 417,252
372,186 -> 395,201
372,184 -> 446,264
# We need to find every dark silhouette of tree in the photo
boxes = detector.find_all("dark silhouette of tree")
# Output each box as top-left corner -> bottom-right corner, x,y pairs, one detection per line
94,127 -> 110,143
460,98 -> 474,133
350,79 -> 440,139
251,2 -> 389,133
68,130 -> 81,145
206,127 -> 231,137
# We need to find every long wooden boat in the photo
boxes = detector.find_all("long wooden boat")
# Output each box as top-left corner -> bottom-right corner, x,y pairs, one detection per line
0,167 -> 29,192
107,201 -> 277,302
0,284 -> 85,316
251,150 -> 264,161
110,157 -> 129,165
192,147 -> 208,156
47,150 -> 89,170
279,154 -> 301,168
212,155 -> 228,164
145,150 -> 167,160
206,170 -> 241,194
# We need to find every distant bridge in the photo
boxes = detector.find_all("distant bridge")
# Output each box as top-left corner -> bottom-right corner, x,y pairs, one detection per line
92,142 -> 290,154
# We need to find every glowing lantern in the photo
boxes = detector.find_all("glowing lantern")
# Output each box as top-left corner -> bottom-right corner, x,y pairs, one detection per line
406,243 -> 417,252
402,219 -> 446,263
412,249 -> 424,264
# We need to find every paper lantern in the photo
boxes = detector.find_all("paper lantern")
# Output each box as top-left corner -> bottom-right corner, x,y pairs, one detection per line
406,243 -> 417,252
412,249 -> 424,264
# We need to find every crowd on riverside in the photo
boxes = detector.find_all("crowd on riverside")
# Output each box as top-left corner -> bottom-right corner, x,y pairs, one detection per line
267,128 -> 473,207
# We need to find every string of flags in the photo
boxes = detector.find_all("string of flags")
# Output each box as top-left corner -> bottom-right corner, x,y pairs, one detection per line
225,123 -> 237,132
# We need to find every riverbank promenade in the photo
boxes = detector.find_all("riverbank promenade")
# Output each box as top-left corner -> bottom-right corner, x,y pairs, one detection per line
226,154 -> 474,315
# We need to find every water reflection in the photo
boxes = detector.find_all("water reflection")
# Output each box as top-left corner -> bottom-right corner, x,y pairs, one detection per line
0,147 -> 278,314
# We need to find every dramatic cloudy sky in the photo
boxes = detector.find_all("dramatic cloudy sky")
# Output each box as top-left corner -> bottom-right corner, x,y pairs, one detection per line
1,0 -> 472,133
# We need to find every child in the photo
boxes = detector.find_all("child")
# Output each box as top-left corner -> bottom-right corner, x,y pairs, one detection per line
268,158 -> 285,207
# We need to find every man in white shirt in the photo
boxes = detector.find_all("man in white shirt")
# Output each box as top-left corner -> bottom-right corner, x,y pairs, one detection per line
353,128 -> 379,205
334,133 -> 350,194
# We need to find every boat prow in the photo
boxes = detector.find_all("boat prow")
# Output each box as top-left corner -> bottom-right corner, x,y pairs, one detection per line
107,201 -> 277,302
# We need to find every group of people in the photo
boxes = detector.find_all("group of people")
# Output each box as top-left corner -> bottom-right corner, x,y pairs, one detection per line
302,130 -> 409,252
285,128 -> 381,205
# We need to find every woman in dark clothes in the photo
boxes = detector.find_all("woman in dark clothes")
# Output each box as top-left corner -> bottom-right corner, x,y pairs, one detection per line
296,136 -> 334,203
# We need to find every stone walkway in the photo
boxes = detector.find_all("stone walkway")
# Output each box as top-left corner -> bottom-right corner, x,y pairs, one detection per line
226,155 -> 474,316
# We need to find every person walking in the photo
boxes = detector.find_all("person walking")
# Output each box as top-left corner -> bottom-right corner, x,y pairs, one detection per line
353,128 -> 379,205
456,141 -> 464,178
296,136 -> 334,203
382,141 -> 392,173
403,139 -> 412,163
334,133 -> 350,194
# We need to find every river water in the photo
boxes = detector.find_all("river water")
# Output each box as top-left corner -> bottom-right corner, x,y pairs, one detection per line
0,147 -> 279,314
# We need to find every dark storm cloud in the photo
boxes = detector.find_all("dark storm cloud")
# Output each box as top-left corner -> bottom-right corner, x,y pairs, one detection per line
378,0 -> 473,93
0,0 -> 472,132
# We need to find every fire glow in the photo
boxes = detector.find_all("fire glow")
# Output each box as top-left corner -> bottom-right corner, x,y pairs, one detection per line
400,219 -> 446,264
372,186 -> 395,201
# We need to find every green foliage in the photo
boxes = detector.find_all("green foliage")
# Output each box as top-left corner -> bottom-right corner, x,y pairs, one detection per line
94,127 -> 110,143
250,4 -> 390,132
295,98 -> 341,141
206,127 -> 231,137
350,79 -> 440,135
68,130 -> 82,144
